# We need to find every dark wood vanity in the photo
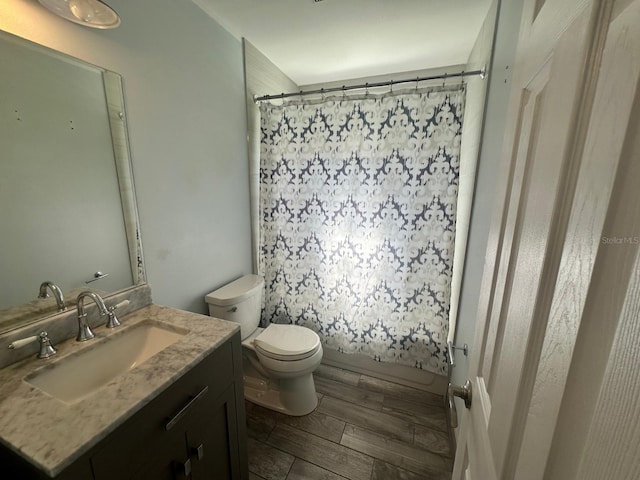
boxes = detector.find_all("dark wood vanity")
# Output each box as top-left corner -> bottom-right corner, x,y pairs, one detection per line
0,330 -> 248,480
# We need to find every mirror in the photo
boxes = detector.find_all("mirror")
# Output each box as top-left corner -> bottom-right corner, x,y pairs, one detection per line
0,30 -> 145,333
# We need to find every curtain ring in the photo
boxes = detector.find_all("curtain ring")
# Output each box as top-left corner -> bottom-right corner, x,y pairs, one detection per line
442,73 -> 447,88
390,80 -> 393,94
365,82 -> 369,96
342,85 -> 347,100
461,70 -> 466,86
321,87 -> 325,100
415,76 -> 419,92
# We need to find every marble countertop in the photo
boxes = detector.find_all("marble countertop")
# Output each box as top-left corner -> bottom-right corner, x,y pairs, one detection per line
0,304 -> 239,477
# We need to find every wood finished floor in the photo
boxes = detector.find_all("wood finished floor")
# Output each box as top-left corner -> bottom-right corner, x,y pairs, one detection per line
246,364 -> 453,480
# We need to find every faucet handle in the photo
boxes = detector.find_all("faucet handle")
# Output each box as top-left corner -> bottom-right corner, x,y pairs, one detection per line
106,299 -> 130,328
8,332 -> 57,359
8,335 -> 38,350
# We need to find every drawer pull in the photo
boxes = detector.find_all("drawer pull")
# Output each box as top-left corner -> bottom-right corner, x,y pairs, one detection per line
173,458 -> 191,478
192,443 -> 205,461
165,385 -> 209,431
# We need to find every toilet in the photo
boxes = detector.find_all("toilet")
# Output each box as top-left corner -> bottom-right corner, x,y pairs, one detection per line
205,274 -> 323,416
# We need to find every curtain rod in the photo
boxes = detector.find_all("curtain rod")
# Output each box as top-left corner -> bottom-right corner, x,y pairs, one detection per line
254,67 -> 485,103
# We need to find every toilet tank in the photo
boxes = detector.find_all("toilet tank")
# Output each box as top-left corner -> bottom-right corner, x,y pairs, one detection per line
205,274 -> 264,340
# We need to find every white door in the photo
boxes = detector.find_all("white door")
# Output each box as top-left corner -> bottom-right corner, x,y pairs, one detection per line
453,0 -> 640,478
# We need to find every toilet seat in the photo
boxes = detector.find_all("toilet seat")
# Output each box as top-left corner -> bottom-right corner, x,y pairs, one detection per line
253,324 -> 320,361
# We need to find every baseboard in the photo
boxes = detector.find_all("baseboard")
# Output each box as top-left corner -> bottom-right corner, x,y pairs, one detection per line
321,349 -> 448,396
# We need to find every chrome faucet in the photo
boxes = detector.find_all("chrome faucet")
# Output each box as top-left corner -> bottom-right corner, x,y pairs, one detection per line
38,281 -> 66,311
76,291 -> 108,341
75,291 -> 125,341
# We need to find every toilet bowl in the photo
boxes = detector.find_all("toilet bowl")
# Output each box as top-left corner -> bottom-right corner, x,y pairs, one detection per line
205,275 -> 323,416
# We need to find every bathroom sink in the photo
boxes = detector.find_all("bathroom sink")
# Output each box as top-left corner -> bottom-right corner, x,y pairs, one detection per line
26,322 -> 187,403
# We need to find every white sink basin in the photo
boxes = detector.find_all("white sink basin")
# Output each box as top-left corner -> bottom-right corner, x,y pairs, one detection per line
26,322 -> 187,403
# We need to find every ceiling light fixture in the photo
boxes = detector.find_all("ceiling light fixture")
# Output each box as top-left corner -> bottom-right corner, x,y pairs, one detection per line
38,0 -> 121,29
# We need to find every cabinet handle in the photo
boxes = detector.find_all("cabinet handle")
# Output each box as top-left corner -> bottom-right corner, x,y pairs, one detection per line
192,443 -> 205,461
173,458 -> 191,478
165,385 -> 209,431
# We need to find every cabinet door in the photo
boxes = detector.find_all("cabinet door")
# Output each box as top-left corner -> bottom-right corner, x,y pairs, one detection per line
92,412 -> 188,480
130,434 -> 188,480
91,342 -> 234,480
185,384 -> 239,479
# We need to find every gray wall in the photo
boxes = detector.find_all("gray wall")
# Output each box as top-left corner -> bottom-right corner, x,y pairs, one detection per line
449,0 -> 498,349
0,0 -> 252,314
451,0 -> 524,431
243,39 -> 298,273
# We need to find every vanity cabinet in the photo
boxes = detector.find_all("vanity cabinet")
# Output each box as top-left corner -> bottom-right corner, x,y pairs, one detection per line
1,332 -> 248,480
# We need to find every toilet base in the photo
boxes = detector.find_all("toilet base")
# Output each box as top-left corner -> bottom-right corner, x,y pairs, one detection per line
242,360 -> 318,416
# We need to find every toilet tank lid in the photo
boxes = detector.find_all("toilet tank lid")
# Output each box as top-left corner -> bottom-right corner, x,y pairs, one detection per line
205,274 -> 264,306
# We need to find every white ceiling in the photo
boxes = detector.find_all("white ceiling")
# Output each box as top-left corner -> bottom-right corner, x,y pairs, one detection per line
192,0 -> 493,86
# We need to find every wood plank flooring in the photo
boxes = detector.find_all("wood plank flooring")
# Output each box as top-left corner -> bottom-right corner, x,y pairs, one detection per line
246,364 -> 453,480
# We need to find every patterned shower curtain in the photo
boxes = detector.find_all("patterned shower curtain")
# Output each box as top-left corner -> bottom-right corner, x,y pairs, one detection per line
259,87 -> 465,374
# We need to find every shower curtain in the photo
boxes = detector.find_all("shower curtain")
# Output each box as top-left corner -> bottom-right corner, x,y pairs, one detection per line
258,86 -> 465,374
